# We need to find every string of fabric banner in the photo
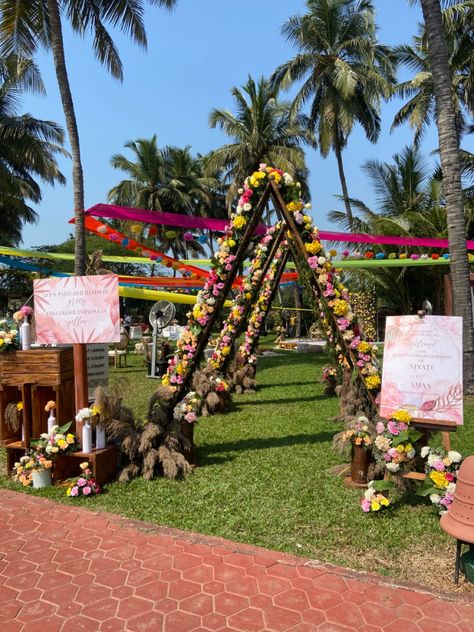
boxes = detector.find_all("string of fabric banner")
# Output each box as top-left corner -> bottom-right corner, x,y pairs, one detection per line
84,203 -> 474,250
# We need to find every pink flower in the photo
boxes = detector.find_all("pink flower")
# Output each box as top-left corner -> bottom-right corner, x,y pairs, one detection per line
70,486 -> 79,497
376,421 -> 385,434
433,461 -> 445,471
77,477 -> 86,487
387,421 -> 400,435
446,472 -> 455,482
307,256 -> 319,269
185,412 -> 197,423
361,500 -> 371,512
388,448 -> 398,458
342,250 -> 350,258
83,486 -> 92,495
337,318 -> 350,331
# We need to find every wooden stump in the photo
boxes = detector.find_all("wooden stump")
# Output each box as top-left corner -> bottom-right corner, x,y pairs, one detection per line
350,444 -> 370,485
180,420 -> 195,465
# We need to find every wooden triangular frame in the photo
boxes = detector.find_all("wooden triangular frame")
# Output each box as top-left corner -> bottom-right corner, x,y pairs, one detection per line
168,180 -> 377,414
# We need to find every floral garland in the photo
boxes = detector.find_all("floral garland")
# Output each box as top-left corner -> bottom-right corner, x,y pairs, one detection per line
162,166 -> 295,389
417,446 -> 462,514
208,225 -> 279,372
281,191 -> 381,394
237,243 -> 286,366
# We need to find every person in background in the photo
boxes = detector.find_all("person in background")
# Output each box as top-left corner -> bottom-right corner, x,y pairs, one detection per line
124,314 -> 131,335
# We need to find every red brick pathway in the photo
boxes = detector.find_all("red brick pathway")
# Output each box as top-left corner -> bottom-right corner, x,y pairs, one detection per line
0,490 -> 473,631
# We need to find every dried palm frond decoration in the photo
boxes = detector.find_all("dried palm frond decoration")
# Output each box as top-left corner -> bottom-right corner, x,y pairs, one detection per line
5,402 -> 21,432
86,250 -> 114,276
338,369 -> 376,420
191,366 -> 232,416
228,360 -> 257,394
93,383 -> 192,481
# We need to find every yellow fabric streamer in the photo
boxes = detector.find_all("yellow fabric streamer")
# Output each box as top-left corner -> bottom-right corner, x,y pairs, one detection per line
119,285 -> 232,306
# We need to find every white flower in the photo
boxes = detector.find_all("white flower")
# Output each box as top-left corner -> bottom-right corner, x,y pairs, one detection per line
40,433 -> 50,439
448,451 -> 462,463
357,416 -> 369,424
304,203 -> 312,209
427,454 -> 439,467
283,173 -> 293,185
75,407 -> 93,422
406,449 -> 416,460
317,256 -> 326,265
46,445 -> 53,454
364,487 -> 375,501
429,493 -> 441,504
238,188 -> 243,194
447,482 -> 456,494
386,462 -> 400,473
243,203 -> 252,211
420,446 -> 430,459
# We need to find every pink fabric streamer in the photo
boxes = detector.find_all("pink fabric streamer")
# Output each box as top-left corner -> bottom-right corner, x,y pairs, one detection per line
85,204 -> 474,250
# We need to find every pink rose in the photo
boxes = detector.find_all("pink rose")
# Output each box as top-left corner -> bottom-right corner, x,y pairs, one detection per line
70,486 -> 79,497
77,477 -> 86,487
82,486 -> 92,495
361,500 -> 371,512
376,421 -> 385,434
185,412 -> 197,423
387,421 -> 400,435
433,461 -> 445,471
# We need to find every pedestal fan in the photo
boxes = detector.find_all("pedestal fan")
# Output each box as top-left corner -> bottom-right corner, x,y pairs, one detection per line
148,300 -> 176,378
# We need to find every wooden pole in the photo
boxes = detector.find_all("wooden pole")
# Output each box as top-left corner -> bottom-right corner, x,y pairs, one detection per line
73,343 -> 88,445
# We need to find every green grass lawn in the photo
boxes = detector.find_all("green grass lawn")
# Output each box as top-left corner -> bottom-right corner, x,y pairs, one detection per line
1,345 -> 473,593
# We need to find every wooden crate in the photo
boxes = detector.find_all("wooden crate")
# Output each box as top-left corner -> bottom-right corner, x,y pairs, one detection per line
54,447 -> 118,486
0,347 -> 74,386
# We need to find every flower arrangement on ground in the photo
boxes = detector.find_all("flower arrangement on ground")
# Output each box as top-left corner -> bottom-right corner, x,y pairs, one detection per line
0,318 -> 20,352
417,446 -> 463,514
361,482 -> 391,513
66,462 -> 101,497
35,422 -> 78,456
12,451 -> 53,486
371,410 -> 421,474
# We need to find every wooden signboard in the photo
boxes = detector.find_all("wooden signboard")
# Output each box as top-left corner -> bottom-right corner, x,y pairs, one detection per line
380,315 -> 462,431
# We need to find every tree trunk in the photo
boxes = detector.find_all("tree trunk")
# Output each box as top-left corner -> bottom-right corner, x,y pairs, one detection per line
333,133 -> 354,230
420,0 -> 474,393
46,0 -> 86,275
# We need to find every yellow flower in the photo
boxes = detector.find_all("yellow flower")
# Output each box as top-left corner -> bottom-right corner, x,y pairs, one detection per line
227,239 -> 236,248
365,375 -> 381,390
305,241 -> 322,255
333,299 -> 348,316
396,444 -> 405,454
222,346 -> 231,356
80,462 -> 89,470
90,405 -> 100,416
357,341 -> 371,354
430,471 -> 449,488
392,409 -> 412,424
286,200 -> 303,213
380,497 -> 390,507
176,363 -> 184,375
303,215 -> 311,223
162,375 -> 170,386
232,215 -> 247,229
17,402 -> 23,411
371,501 -> 381,511
0,339 -> 5,347
66,487 -> 72,497
58,439 -> 68,449
404,443 -> 413,453
329,249 -> 337,257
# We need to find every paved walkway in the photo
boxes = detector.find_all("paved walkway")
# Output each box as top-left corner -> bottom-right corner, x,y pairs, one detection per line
0,490 -> 473,632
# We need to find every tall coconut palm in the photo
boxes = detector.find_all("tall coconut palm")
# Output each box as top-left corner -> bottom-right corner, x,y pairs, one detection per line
0,55 -> 66,245
392,2 -> 474,144
208,75 -> 315,208
418,0 -> 474,391
271,0 -> 395,229
0,0 -> 177,274
109,137 -> 209,259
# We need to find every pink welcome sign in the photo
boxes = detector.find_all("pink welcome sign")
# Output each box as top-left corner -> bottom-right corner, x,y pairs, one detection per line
33,275 -> 121,344
380,315 -> 463,425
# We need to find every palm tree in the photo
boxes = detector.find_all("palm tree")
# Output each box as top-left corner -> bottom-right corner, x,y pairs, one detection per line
109,137 -> 209,259
208,75 -> 314,208
418,0 -> 474,392
392,2 -> 474,144
328,146 -> 467,313
0,55 -> 66,245
0,0 -> 177,274
271,0 -> 395,229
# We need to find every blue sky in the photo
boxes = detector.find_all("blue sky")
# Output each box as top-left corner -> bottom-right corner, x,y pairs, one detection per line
19,0 -> 473,249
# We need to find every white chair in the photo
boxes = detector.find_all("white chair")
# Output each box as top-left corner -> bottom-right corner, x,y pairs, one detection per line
108,332 -> 129,368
